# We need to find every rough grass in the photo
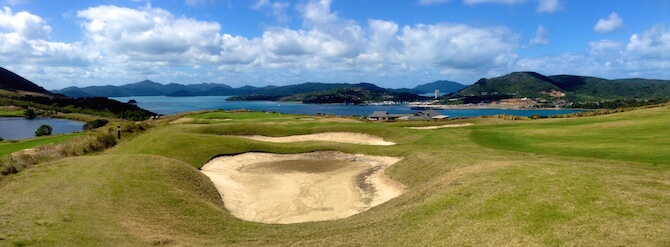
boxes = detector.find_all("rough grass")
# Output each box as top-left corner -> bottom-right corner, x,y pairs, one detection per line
1,109 -> 669,246
0,133 -> 86,157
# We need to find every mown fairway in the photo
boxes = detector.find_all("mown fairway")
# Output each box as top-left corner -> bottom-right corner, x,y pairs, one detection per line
1,107 -> 669,246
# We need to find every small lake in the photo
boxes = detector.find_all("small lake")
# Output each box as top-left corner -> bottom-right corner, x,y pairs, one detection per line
112,96 -> 585,118
0,117 -> 84,140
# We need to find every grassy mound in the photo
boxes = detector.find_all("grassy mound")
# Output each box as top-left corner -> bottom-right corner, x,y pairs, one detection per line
1,107 -> 669,246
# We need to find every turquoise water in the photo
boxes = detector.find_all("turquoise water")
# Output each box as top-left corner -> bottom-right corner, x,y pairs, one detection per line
112,96 -> 584,118
0,117 -> 84,140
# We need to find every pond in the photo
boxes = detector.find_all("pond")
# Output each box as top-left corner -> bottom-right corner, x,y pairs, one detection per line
0,117 -> 85,140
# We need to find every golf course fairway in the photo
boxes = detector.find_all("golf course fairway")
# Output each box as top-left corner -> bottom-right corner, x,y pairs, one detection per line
0,106 -> 669,246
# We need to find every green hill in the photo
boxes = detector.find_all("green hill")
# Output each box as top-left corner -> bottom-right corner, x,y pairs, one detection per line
412,80 -> 467,94
0,67 -> 52,96
456,71 -> 670,102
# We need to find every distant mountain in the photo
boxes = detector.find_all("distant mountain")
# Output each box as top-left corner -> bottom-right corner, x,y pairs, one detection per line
455,71 -> 670,100
0,67 -> 53,96
412,80 -> 467,94
52,80 -> 265,98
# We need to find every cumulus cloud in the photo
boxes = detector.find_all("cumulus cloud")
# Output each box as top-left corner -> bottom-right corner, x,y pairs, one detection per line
528,25 -> 549,46
625,25 -> 670,59
399,23 -> 518,69
594,12 -> 623,33
77,5 -> 224,64
464,0 -> 525,5
589,39 -> 622,55
0,6 -> 90,68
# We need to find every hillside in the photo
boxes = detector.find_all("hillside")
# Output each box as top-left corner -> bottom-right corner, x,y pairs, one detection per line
227,82 -> 426,103
455,71 -> 670,101
281,86 -> 426,104
0,68 -> 156,120
53,80 -> 241,98
0,67 -> 52,96
412,80 -> 467,94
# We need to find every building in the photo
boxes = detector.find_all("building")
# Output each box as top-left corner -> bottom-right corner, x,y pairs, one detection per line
368,110 -> 448,121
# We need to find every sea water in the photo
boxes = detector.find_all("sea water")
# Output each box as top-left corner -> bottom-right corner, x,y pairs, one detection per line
111,96 -> 584,117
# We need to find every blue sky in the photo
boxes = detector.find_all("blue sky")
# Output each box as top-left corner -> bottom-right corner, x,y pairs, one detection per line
1,0 -> 669,90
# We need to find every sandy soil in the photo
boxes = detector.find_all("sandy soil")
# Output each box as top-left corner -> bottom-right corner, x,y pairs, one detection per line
405,123 -> 474,129
236,132 -> 396,146
200,151 -> 404,224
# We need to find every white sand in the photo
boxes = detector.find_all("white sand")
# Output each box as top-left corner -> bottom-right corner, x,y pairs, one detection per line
201,151 -> 404,224
405,123 -> 474,130
236,132 -> 396,146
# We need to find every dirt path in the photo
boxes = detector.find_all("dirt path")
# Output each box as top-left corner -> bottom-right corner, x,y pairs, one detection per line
236,132 -> 396,146
200,151 -> 404,224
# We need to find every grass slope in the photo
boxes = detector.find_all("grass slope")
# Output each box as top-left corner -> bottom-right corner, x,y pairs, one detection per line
1,108 -> 669,246
0,133 -> 86,157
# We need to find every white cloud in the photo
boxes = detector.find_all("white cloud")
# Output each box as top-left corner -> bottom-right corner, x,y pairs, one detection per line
77,5 -> 223,63
185,0 -> 214,7
537,0 -> 560,13
418,0 -> 450,5
463,0 -> 562,13
5,0 -> 31,5
399,23 -> 518,70
589,39 -> 622,55
251,0 -> 290,23
0,6 -> 90,69
625,25 -> 670,59
594,12 -> 623,33
528,25 -> 549,46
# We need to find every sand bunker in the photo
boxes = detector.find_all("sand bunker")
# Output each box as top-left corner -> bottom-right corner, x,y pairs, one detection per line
200,151 -> 404,224
405,123 -> 474,130
236,132 -> 396,146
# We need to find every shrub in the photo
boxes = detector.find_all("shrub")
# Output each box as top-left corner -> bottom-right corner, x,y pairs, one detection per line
35,124 -> 53,137
24,108 -> 36,119
83,119 -> 109,130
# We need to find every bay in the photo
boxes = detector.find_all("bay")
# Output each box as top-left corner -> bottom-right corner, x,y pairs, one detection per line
0,117 -> 84,140
112,96 -> 584,118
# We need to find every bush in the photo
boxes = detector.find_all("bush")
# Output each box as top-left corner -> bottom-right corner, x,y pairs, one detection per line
24,108 -> 36,119
83,119 -> 109,130
35,124 -> 53,137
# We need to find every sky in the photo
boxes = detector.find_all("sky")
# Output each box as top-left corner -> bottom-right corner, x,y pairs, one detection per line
1,0 -> 669,90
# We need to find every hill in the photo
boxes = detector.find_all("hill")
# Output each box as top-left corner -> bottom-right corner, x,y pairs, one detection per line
227,82 -> 426,103
0,67 -> 53,96
412,80 -> 467,94
455,71 -> 670,101
52,80 -> 244,98
0,68 -> 155,120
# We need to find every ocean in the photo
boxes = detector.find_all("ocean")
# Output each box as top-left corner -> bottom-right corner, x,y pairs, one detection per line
111,96 -> 584,118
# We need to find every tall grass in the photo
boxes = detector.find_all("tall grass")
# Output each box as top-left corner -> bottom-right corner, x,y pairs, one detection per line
0,123 -> 149,177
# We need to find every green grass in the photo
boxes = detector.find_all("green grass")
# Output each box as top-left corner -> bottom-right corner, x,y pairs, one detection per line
469,105 -> 670,165
1,107 -> 669,246
0,133 -> 87,157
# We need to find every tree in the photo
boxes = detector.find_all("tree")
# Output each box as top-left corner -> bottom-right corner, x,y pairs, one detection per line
24,108 -> 36,119
35,124 -> 53,137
